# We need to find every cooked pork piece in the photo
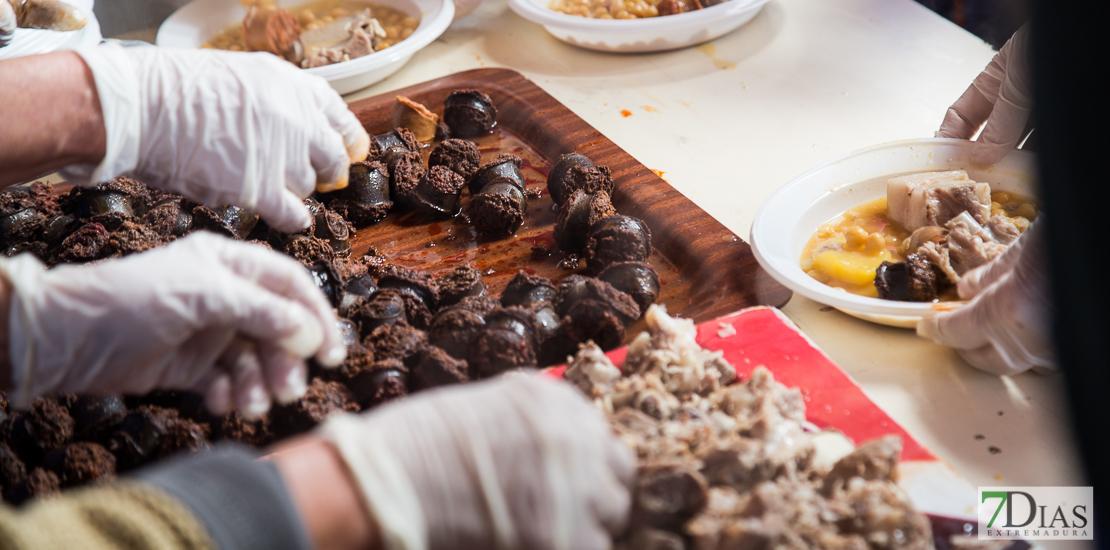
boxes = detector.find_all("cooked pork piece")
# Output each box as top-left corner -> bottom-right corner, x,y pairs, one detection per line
985,214 -> 1021,245
915,212 -> 1021,284
564,342 -> 622,399
886,171 -> 991,232
300,9 -> 386,68
633,462 -> 710,531
946,216 -> 1009,275
701,435 -> 816,494
821,436 -> 901,496
625,305 -> 736,396
303,48 -> 348,68
343,18 -> 385,58
835,478 -> 933,550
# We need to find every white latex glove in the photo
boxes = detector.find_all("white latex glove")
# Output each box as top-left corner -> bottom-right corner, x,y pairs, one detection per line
63,43 -> 371,233
917,222 -> 1055,376
936,24 -> 1032,167
318,375 -> 634,550
0,232 -> 346,413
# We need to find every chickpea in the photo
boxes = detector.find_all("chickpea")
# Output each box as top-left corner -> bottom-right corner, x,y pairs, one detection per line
1014,203 -> 1037,220
992,191 -> 1013,204
845,226 -> 868,250
1011,216 -> 1031,232
864,233 -> 885,254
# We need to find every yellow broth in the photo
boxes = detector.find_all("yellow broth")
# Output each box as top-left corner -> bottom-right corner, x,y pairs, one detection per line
203,0 -> 418,55
800,191 -> 1040,299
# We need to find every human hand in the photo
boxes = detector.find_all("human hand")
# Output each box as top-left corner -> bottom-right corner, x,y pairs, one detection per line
917,221 -> 1055,375
64,43 -> 371,233
0,232 -> 345,413
318,375 -> 635,550
936,24 -> 1032,167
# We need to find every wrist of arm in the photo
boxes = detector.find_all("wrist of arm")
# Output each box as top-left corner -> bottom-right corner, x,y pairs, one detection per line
268,435 -> 383,550
0,51 -> 106,188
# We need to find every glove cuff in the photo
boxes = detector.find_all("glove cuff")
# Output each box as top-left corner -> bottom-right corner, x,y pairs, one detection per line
0,254 -> 50,408
317,413 -> 428,550
62,41 -> 143,186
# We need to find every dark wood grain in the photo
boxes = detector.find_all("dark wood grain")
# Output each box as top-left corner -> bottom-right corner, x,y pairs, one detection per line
344,68 -> 790,328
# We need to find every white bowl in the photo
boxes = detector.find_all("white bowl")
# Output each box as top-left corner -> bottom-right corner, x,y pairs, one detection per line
507,0 -> 769,53
156,0 -> 453,94
750,139 -> 1036,328
0,0 -> 102,60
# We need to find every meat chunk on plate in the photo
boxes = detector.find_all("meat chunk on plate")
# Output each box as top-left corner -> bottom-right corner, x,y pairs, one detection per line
874,253 -> 937,302
886,171 -> 991,232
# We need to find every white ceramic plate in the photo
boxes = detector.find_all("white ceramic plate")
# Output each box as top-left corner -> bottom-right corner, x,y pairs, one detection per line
750,139 -> 1036,328
0,0 -> 102,60
507,0 -> 769,53
156,0 -> 453,94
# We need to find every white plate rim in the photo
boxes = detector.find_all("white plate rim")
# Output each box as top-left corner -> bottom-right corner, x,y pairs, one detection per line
507,0 -> 765,34
155,0 -> 453,80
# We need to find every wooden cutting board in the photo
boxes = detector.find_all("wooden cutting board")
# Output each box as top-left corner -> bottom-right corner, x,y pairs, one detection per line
342,68 -> 791,331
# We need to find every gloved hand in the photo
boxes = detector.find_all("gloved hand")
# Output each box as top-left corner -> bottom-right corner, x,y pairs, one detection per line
936,24 -> 1032,167
0,232 -> 345,413
917,221 -> 1055,375
63,43 -> 371,233
0,0 -> 88,48
318,375 -> 635,550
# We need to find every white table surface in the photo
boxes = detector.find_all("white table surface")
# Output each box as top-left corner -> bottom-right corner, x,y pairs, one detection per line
346,0 -> 1090,546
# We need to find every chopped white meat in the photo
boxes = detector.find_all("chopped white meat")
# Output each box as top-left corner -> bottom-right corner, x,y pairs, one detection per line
918,240 -> 960,284
717,322 -> 737,338
945,213 -> 1010,276
299,9 -> 386,68
886,170 -> 991,232
302,47 -> 348,68
343,18 -> 385,58
986,213 -> 1021,245
564,341 -> 622,399
624,305 -> 736,395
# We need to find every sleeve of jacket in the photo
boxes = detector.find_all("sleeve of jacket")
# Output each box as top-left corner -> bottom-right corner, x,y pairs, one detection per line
0,480 -> 215,550
0,444 -> 311,550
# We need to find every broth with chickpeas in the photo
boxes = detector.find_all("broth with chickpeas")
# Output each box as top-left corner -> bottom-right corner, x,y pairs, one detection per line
801,190 -> 1039,300
203,0 -> 418,60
